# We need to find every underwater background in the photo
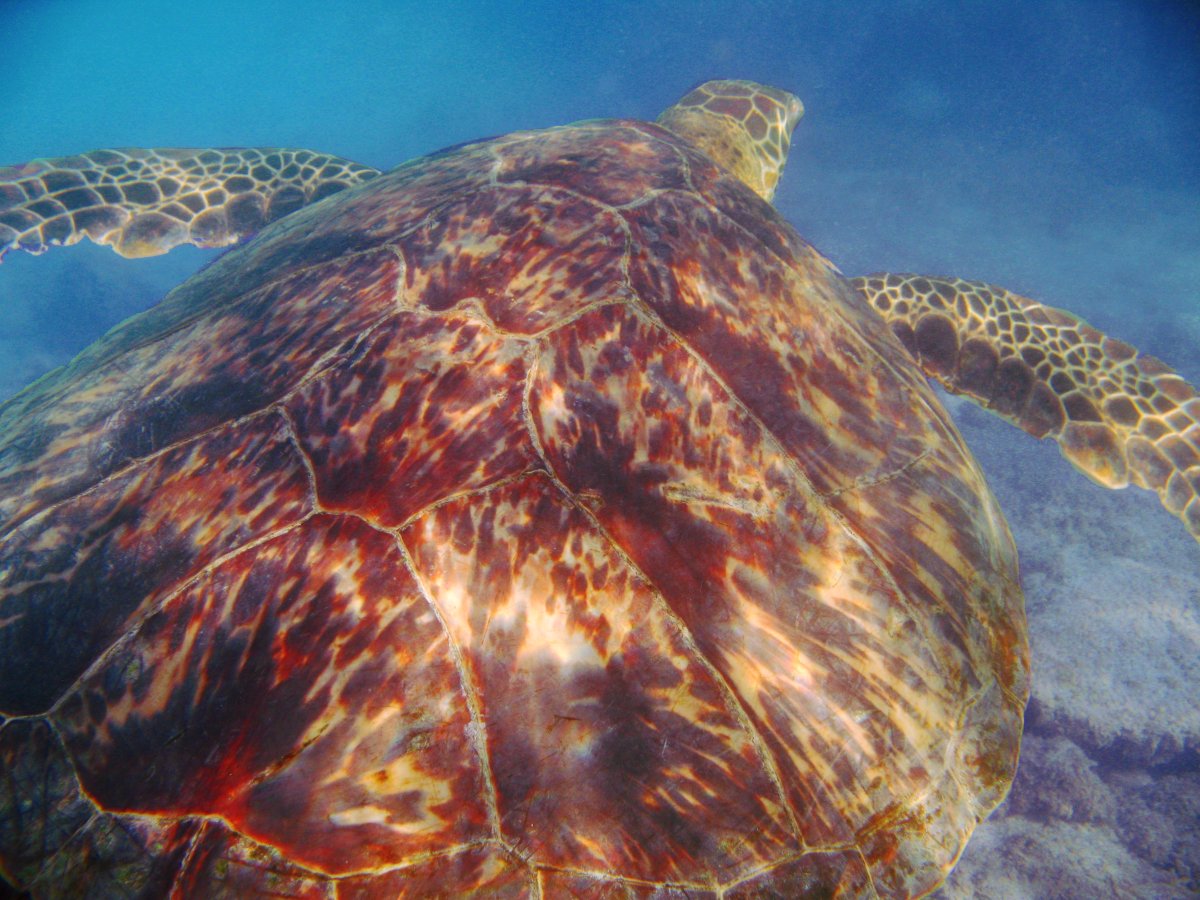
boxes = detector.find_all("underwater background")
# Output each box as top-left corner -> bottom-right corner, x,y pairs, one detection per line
1,0 -> 1197,895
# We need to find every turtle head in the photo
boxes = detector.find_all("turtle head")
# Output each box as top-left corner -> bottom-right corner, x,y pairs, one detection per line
657,79 -> 803,203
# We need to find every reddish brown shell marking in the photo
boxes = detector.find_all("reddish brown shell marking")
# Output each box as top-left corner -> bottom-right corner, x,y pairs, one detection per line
0,116 -> 1026,895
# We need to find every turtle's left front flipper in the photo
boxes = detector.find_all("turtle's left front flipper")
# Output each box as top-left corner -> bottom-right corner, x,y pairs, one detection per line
0,148 -> 381,262
853,273 -> 1200,541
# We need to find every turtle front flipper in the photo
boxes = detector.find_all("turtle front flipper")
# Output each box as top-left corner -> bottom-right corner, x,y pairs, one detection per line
0,148 -> 381,261
853,273 -> 1200,541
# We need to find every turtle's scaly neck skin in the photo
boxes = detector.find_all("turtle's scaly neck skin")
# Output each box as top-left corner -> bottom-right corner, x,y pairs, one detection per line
656,79 -> 803,203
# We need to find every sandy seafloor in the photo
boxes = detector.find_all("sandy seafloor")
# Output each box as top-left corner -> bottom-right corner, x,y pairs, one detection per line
1,1 -> 1197,896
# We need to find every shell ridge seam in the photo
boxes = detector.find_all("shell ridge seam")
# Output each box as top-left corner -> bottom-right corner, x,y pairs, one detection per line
520,365 -> 806,850
0,305 -> 396,546
388,531 -> 507,844
395,467 -> 547,533
44,508 -> 317,720
618,301 -> 969,852
531,859 -> 713,892
0,405 -> 308,581
0,245 -> 400,427
525,303 -> 809,849
277,404 -> 323,513
16,719 -> 98,892
0,402 -> 284,545
166,817 -> 215,900
625,290 -> 977,730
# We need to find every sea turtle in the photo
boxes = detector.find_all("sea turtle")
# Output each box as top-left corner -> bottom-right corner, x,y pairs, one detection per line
0,80 -> 1196,899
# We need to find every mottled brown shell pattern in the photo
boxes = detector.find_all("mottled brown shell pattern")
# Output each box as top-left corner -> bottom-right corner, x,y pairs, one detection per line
0,120 -> 1027,897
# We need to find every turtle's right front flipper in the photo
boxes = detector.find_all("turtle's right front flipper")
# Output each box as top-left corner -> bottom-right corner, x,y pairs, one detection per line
0,148 -> 381,262
854,273 -> 1200,542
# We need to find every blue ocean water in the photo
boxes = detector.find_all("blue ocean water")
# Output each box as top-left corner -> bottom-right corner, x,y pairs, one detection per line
3,1 -> 1197,388
1,0 -> 1197,895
